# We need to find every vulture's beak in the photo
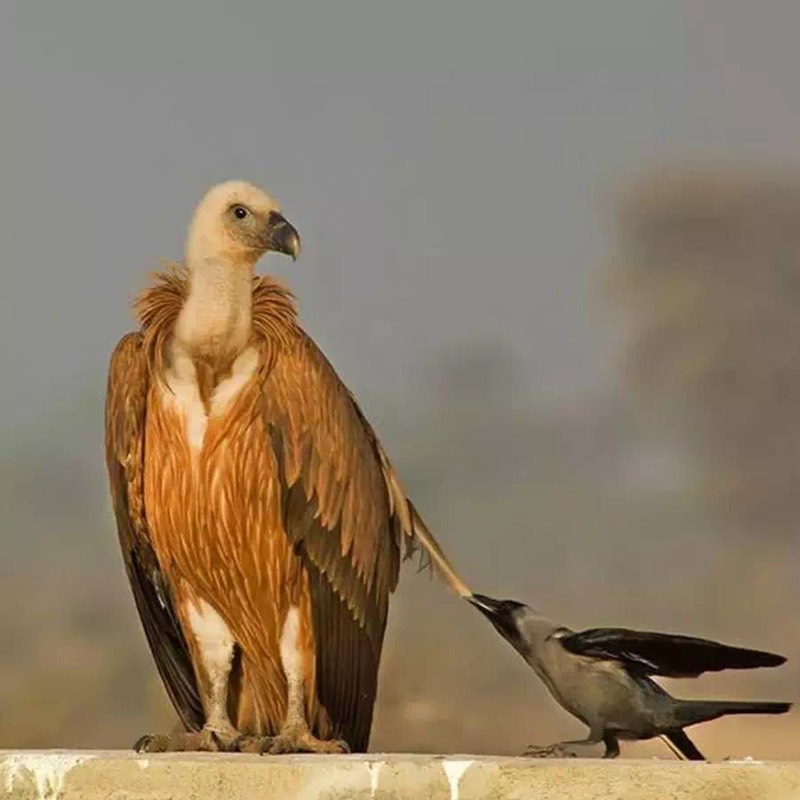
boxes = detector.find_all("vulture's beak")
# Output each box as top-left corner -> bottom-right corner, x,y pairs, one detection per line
267,211 -> 301,261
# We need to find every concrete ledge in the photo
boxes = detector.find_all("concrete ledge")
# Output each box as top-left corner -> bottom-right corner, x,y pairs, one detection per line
2,751 -> 800,800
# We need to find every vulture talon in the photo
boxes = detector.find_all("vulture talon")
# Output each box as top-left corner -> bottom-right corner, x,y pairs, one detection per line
235,735 -> 274,755
133,734 -> 162,753
248,726 -> 352,755
132,729 -> 229,753
270,734 -> 350,755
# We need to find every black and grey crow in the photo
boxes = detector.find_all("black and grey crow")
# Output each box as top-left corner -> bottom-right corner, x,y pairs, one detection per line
468,593 -> 791,760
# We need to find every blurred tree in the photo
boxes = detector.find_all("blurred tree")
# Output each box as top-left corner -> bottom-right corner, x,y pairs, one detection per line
609,164 -> 800,544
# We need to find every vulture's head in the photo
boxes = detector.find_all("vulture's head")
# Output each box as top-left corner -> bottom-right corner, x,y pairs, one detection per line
186,180 -> 301,269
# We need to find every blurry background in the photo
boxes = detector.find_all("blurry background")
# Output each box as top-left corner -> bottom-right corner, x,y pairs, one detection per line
1,1 -> 798,759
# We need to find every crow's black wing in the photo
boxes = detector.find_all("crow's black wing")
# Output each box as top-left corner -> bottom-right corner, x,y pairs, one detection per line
559,627 -> 786,678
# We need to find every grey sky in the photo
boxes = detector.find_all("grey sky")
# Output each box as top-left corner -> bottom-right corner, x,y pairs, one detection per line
1,1 -> 798,437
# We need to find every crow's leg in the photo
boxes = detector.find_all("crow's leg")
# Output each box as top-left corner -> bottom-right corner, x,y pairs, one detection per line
524,725 -> 604,758
602,732 -> 620,758
664,729 -> 705,760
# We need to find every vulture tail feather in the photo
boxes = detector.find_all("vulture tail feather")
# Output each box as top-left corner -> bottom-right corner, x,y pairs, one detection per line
406,501 -> 471,598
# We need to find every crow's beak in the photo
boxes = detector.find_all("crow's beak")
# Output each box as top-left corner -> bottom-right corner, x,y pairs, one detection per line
467,592 -> 524,645
467,593 -> 505,618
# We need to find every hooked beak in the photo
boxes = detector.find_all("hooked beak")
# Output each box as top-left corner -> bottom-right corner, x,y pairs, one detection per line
267,211 -> 301,261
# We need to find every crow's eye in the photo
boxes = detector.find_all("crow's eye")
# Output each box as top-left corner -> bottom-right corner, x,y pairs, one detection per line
232,206 -> 249,220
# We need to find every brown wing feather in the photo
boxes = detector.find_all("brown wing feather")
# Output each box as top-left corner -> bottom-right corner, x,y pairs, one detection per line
276,464 -> 386,751
263,332 -> 409,750
105,332 -> 203,731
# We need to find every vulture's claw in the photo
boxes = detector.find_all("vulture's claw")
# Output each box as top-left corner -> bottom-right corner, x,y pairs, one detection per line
237,728 -> 350,755
133,729 -> 228,753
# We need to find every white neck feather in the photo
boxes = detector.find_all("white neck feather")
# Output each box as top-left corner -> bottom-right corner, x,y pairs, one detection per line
175,256 -> 253,359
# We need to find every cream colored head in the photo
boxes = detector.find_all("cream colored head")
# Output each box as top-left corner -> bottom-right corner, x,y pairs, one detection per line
185,180 -> 301,269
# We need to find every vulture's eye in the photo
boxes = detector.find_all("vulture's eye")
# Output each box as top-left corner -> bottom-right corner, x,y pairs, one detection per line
232,205 -> 249,220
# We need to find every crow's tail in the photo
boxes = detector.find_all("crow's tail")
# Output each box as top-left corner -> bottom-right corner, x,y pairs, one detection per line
677,700 -> 791,727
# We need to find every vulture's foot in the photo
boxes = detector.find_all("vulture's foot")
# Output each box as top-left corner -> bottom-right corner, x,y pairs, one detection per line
522,743 -> 577,759
238,727 -> 350,755
134,726 -> 240,754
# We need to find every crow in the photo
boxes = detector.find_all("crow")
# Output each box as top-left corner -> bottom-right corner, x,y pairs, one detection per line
468,593 -> 791,759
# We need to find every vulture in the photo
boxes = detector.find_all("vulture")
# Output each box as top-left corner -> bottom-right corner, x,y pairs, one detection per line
105,180 -> 470,754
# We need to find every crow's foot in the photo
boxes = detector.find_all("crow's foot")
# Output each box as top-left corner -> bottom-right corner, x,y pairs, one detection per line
522,743 -> 577,759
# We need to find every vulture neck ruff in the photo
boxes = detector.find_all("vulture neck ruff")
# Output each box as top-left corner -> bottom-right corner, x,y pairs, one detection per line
132,264 -> 299,383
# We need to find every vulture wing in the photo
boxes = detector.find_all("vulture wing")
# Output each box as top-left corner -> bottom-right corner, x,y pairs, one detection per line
262,330 -> 432,752
559,627 -> 786,678
105,332 -> 204,731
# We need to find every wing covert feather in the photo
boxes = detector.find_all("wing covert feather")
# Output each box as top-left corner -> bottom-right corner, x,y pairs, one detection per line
262,334 -> 404,603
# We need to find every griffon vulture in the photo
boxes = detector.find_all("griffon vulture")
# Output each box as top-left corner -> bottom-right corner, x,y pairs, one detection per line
105,181 -> 470,754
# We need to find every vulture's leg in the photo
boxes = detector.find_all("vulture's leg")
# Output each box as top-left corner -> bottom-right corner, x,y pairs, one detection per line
523,725 -> 604,758
135,599 -> 242,754
239,606 -> 349,755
